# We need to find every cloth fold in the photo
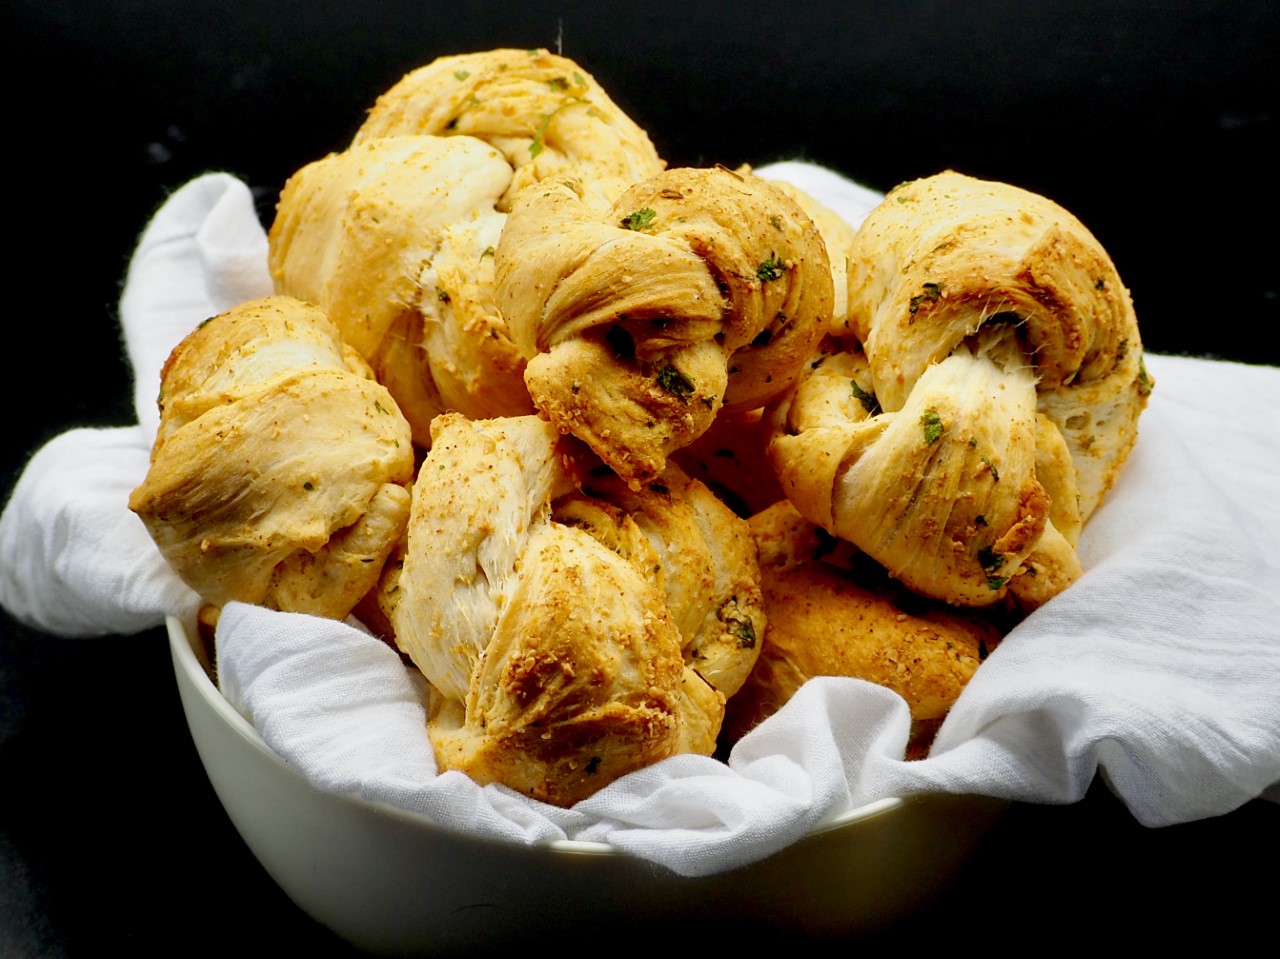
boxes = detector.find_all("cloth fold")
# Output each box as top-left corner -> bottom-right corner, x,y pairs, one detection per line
2,167 -> 1277,877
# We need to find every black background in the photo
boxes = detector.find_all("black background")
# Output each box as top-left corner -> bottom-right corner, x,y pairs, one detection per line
3,2 -> 1277,955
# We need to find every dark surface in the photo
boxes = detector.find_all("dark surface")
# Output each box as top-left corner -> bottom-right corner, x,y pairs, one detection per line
3,2 -> 1277,954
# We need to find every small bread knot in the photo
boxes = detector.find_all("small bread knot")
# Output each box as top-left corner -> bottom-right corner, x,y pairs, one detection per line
129,296 -> 414,619
766,171 -> 1151,609
496,166 -> 833,485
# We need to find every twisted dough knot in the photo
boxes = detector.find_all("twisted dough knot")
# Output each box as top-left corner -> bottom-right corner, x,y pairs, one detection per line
354,48 -> 665,212
129,296 -> 414,619
767,172 -> 1151,608
725,500 -> 1004,756
269,135 -> 533,445
496,166 -> 833,486
269,50 -> 665,446
391,413 -> 764,806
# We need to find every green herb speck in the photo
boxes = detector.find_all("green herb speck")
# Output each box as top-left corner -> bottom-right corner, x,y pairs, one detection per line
909,282 -> 942,316
727,617 -> 757,648
1137,361 -> 1154,397
850,380 -> 880,414
921,409 -> 944,444
756,254 -> 786,283
620,207 -> 656,230
656,365 -> 695,396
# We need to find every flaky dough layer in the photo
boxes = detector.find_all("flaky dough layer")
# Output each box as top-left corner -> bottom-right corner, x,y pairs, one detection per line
129,296 -> 414,619
496,166 -> 832,485
767,171 -> 1151,608
391,413 -> 763,805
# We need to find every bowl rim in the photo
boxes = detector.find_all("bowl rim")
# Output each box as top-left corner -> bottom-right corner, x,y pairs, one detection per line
166,613 -> 906,856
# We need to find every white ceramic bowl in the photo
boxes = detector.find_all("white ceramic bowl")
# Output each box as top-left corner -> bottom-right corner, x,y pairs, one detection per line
168,614 -> 1006,954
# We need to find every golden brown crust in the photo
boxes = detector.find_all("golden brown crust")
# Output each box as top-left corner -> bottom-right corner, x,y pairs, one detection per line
354,48 -> 665,212
759,173 -> 859,333
670,407 -> 785,519
391,413 -> 765,805
766,171 -> 1150,608
129,296 -> 415,620
555,464 -> 765,700
723,501 -> 1003,753
268,135 -> 534,445
843,170 -> 1151,521
496,166 -> 832,486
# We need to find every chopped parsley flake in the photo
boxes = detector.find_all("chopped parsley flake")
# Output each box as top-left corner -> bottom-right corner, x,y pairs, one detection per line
454,70 -> 470,81
977,546 -> 1005,572
729,619 -> 757,648
978,545 -> 1009,587
921,409 -> 944,444
656,365 -> 695,396
909,282 -> 942,316
620,207 -> 656,230
756,254 -> 786,283
530,95 -> 589,158
1138,361 -> 1154,397
850,380 -> 880,414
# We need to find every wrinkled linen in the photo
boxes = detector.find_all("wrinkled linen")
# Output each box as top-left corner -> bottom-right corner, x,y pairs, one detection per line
2,168 -> 1277,878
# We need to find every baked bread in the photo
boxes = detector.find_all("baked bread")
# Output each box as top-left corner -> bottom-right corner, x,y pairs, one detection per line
670,407 -> 785,519
128,296 -> 414,619
496,165 -> 833,486
390,413 -> 764,805
268,134 -> 533,446
767,171 -> 1152,608
354,48 -> 665,212
761,173 -> 859,334
269,49 -> 666,445
724,501 -> 1004,757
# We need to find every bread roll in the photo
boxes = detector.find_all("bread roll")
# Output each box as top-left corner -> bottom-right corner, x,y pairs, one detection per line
767,171 -> 1151,608
725,501 -> 1003,757
354,47 -> 665,212
269,135 -> 532,445
270,49 -> 667,445
129,296 -> 414,619
496,166 -> 832,486
390,413 -> 764,805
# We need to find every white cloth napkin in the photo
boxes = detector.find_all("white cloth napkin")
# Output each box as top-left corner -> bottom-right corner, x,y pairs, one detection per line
2,168 -> 1278,879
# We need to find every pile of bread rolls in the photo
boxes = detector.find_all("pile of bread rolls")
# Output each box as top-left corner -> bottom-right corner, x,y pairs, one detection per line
129,48 -> 1151,804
